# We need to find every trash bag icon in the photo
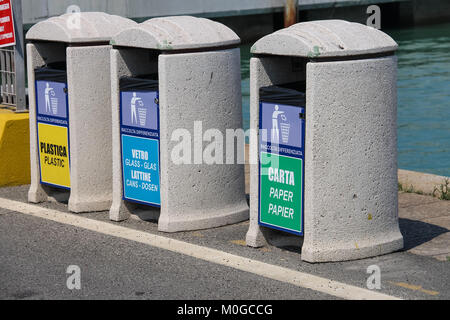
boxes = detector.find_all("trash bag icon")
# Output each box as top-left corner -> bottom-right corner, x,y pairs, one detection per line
137,100 -> 147,127
50,90 -> 58,115
280,115 -> 290,144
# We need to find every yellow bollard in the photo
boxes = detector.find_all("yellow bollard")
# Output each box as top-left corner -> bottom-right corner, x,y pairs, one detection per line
0,108 -> 30,187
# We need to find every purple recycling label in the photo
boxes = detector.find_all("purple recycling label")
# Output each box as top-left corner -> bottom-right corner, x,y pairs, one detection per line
36,80 -> 68,119
261,102 -> 304,149
121,91 -> 158,131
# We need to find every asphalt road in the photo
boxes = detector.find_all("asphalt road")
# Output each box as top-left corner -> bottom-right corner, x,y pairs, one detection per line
0,211 -> 331,300
0,186 -> 449,300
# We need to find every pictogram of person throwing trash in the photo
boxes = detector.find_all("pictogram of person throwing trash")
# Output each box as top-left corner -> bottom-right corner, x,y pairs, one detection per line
272,105 -> 291,145
44,83 -> 54,114
130,92 -> 142,125
271,105 -> 284,144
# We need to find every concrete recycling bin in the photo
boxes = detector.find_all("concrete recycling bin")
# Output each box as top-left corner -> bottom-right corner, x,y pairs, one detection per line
26,13 -> 137,212
109,16 -> 249,232
245,20 -> 404,263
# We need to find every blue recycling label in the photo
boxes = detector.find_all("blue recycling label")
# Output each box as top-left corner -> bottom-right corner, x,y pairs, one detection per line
259,102 -> 304,157
35,80 -> 69,127
259,101 -> 306,236
120,90 -> 161,207
122,135 -> 161,206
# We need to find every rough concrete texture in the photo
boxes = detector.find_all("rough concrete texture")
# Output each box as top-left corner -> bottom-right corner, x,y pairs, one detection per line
246,56 -> 307,249
27,42 -> 66,205
158,49 -> 248,232
246,53 -> 403,262
66,46 -> 113,213
112,16 -> 240,50
398,169 -> 449,198
109,48 -> 158,222
26,13 -> 136,212
246,21 -> 403,262
27,42 -> 115,213
251,20 -> 398,58
26,12 -> 137,44
301,57 -> 403,262
110,47 -> 249,232
0,109 -> 30,187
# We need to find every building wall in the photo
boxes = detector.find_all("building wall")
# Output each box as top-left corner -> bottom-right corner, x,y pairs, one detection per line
22,0 -> 409,25
21,0 -> 450,42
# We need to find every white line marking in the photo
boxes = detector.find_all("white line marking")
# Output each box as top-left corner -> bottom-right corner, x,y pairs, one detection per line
0,197 -> 401,300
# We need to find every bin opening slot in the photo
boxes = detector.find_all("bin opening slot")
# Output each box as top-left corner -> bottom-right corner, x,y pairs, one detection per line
119,74 -> 159,92
35,61 -> 67,83
259,82 -> 306,107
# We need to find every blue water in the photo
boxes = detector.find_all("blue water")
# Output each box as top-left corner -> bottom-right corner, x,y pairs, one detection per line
240,23 -> 450,177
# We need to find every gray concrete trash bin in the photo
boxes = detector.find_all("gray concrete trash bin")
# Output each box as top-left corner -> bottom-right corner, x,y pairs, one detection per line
26,12 -> 137,213
109,16 -> 249,232
245,20 -> 404,263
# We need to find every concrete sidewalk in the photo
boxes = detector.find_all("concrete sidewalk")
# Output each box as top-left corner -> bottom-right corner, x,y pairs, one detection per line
399,192 -> 450,261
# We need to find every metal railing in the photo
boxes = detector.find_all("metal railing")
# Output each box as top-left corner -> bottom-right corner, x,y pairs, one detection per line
0,47 -> 18,106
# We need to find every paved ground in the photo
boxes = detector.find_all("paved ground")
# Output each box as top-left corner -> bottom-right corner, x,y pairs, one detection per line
0,185 -> 449,300
398,193 -> 450,261
0,212 -> 331,300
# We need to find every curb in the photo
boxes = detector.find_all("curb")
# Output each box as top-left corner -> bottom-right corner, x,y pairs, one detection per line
398,169 -> 449,199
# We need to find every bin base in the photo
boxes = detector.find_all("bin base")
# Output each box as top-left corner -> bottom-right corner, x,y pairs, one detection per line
301,233 -> 404,263
28,184 -> 49,204
246,225 -> 303,248
29,185 -> 112,214
246,224 -> 267,248
68,197 -> 112,213
109,199 -> 135,222
158,204 -> 249,233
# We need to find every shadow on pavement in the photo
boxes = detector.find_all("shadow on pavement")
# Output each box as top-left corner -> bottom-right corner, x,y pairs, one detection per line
399,218 -> 449,250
